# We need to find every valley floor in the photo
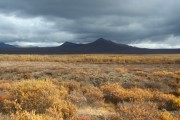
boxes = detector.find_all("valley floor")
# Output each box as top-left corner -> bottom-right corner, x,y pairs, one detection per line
0,55 -> 179,120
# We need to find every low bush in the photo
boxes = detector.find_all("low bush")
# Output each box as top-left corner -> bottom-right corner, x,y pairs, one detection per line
2,80 -> 61,113
46,101 -> 76,119
117,102 -> 160,120
61,80 -> 81,93
100,83 -> 154,103
115,68 -> 128,73
11,111 -> 53,120
0,81 -> 11,91
1,80 -> 77,119
160,111 -> 178,120
100,82 -> 179,111
82,86 -> 104,106
172,97 -> 180,108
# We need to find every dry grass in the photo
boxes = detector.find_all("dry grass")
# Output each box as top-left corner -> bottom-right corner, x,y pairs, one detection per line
10,111 -> 53,120
100,82 -> 180,111
0,80 -> 76,119
2,79 -> 178,119
117,102 -> 160,120
0,54 -> 179,64
160,111 -> 179,120
0,54 -> 179,119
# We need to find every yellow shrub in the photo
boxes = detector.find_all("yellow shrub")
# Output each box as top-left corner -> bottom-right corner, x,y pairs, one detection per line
100,83 -> 123,103
100,82 -> 179,110
2,80 -> 61,113
175,70 -> 180,75
62,80 -> 81,92
127,88 -> 154,100
100,83 -> 154,103
176,88 -> 180,96
160,111 -> 178,120
153,71 -> 174,76
1,80 -> 77,119
172,97 -> 180,108
153,92 -> 176,102
117,102 -> 160,120
1,80 -> 68,114
0,54 -> 179,64
46,101 -> 76,119
82,86 -> 104,105
0,81 -> 11,91
162,71 -> 174,76
115,68 -> 128,73
59,86 -> 68,100
11,111 -> 53,120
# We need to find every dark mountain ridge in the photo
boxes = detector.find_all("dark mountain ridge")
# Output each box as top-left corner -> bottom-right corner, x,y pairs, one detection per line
0,38 -> 179,54
0,42 -> 16,48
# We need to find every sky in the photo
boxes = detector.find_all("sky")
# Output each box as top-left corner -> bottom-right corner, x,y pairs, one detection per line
0,0 -> 180,48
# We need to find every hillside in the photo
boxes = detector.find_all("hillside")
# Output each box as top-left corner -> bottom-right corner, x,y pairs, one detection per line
0,38 -> 179,54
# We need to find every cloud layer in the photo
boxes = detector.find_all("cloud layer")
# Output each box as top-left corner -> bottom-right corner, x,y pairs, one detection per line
0,0 -> 180,48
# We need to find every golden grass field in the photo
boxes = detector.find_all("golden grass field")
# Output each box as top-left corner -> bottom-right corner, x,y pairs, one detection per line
0,54 -> 179,120
0,54 -> 179,64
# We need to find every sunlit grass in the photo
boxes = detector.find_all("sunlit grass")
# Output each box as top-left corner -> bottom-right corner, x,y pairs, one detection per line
0,54 -> 179,64
0,54 -> 179,119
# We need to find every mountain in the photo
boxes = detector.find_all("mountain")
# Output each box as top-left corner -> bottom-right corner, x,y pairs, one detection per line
0,42 -> 16,48
58,38 -> 140,53
0,38 -> 179,54
58,38 -> 180,54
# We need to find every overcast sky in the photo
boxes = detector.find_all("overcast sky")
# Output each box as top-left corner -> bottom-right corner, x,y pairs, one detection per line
0,0 -> 180,48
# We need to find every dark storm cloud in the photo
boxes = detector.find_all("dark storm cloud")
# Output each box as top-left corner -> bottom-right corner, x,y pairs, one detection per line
0,0 -> 180,48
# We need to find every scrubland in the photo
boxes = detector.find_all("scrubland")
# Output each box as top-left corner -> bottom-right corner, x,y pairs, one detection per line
0,54 -> 179,120
0,54 -> 179,64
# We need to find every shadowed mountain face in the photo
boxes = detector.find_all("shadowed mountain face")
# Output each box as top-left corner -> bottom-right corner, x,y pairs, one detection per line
0,42 -> 15,48
59,38 -> 139,53
0,38 -> 180,54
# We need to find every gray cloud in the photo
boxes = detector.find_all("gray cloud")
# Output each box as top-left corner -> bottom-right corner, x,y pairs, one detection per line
0,0 -> 180,48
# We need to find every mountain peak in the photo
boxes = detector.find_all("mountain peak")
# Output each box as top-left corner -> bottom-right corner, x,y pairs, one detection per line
63,41 -> 74,45
92,38 -> 114,45
96,38 -> 107,42
97,38 -> 105,40
60,41 -> 77,48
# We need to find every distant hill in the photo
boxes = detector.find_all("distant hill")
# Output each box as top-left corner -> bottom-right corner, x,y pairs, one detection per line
0,42 -> 15,48
0,38 -> 179,54
58,38 -> 140,53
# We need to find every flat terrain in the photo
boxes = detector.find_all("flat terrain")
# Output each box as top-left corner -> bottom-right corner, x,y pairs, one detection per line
0,54 -> 179,120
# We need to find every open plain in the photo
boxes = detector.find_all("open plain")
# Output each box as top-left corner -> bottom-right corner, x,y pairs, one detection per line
0,54 -> 179,120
